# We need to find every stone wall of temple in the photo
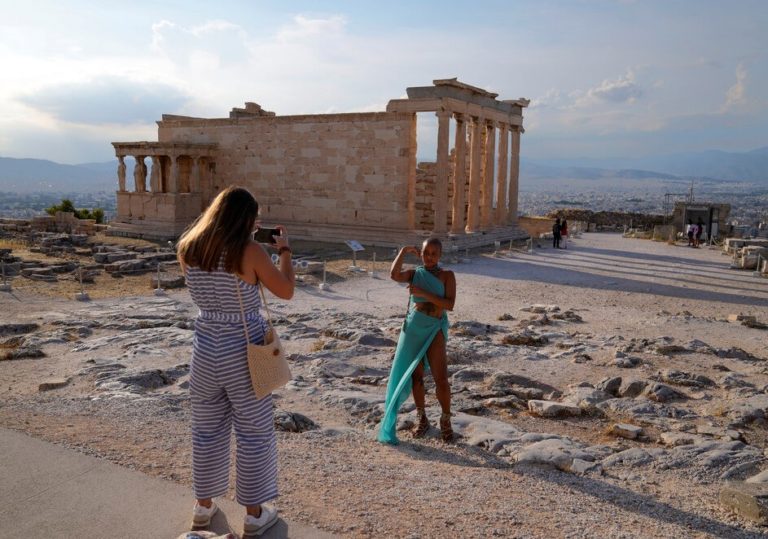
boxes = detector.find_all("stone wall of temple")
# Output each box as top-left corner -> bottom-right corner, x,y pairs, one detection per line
157,112 -> 416,231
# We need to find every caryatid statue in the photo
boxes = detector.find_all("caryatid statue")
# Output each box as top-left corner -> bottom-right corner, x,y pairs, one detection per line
117,156 -> 126,192
133,156 -> 147,192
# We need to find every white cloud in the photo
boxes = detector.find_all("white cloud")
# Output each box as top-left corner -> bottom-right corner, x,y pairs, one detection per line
578,70 -> 643,106
722,62 -> 747,111
16,77 -> 191,125
528,89 -> 564,109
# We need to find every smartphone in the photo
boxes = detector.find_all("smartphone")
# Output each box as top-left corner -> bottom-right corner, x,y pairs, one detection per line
253,226 -> 279,244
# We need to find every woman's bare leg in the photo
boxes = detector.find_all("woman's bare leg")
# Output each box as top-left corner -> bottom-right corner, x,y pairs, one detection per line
425,331 -> 450,415
411,361 -> 426,410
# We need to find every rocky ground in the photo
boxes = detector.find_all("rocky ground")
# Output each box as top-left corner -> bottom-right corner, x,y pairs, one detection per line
2,232 -> 768,538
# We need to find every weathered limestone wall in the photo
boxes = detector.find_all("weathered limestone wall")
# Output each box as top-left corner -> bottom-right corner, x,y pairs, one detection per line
157,112 -> 416,231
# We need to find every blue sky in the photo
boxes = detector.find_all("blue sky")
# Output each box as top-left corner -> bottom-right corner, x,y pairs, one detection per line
0,0 -> 765,163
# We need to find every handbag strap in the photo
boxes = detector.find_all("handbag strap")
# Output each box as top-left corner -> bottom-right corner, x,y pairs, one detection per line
234,275 -> 252,344
234,275 -> 274,344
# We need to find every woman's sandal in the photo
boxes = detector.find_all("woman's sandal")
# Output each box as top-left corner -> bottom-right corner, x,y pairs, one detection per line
412,409 -> 430,438
440,412 -> 454,443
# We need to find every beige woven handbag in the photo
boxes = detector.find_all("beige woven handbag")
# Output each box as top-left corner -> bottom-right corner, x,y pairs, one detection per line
234,277 -> 291,399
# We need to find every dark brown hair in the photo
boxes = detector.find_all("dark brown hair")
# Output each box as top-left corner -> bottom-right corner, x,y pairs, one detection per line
422,237 -> 443,253
177,186 -> 258,273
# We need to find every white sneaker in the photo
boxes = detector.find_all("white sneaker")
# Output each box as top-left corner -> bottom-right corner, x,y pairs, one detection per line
191,501 -> 218,527
243,505 -> 278,537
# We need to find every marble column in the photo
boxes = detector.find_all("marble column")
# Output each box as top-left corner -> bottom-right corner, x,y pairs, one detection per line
133,156 -> 147,193
495,124 -> 509,225
117,156 -> 126,192
480,120 -> 496,229
149,156 -> 161,193
433,110 -> 451,234
450,113 -> 467,234
168,155 -> 179,193
507,127 -> 521,224
466,117 -> 484,232
190,157 -> 201,193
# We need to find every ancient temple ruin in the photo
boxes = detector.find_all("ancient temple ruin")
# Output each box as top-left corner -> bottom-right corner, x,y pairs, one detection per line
111,79 -> 529,247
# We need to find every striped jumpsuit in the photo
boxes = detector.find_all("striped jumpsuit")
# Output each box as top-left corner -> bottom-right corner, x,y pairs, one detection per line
186,266 -> 278,506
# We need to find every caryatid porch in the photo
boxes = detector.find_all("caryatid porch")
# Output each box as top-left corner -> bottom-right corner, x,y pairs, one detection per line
387,78 -> 528,241
111,142 -> 217,237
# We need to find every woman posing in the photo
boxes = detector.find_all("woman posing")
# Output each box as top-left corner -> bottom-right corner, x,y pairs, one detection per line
378,238 -> 456,444
177,186 -> 294,536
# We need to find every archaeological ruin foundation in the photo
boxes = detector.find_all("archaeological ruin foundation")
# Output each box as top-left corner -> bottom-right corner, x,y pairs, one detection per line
111,79 -> 529,247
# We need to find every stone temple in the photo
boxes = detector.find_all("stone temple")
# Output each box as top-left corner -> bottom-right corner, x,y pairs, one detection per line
111,78 -> 529,248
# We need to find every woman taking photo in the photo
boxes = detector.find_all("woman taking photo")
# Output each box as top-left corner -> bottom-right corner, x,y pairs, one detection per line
177,186 -> 294,536
378,238 -> 456,445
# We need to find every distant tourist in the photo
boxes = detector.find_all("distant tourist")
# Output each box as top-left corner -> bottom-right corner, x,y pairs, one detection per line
686,220 -> 694,246
695,218 -> 705,247
552,217 -> 562,249
561,219 -> 569,249
177,186 -> 295,536
378,238 -> 456,444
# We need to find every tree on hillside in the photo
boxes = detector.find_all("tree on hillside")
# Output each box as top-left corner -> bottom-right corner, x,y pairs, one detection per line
45,198 -> 105,224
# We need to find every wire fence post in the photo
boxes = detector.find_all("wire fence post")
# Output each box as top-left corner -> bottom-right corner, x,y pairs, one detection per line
319,259 -> 329,290
154,261 -> 166,296
75,262 -> 89,301
370,249 -> 377,278
0,260 -> 11,292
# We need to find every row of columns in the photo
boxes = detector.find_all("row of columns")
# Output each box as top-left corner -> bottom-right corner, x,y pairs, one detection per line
117,155 -> 206,194
433,111 -> 521,234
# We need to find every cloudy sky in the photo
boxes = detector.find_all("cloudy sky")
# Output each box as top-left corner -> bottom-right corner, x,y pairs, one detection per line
0,0 -> 766,164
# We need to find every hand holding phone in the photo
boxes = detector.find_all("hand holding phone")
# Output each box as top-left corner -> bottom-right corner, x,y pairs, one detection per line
253,226 -> 279,244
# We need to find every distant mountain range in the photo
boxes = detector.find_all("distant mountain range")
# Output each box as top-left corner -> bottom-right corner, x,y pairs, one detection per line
0,157 -> 116,193
1,147 -> 766,194
522,147 -> 768,183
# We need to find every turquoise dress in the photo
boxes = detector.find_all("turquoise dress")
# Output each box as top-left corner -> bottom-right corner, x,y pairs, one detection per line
378,266 -> 449,445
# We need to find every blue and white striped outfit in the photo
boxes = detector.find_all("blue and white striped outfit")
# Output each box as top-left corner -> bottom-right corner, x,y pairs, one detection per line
186,265 -> 278,506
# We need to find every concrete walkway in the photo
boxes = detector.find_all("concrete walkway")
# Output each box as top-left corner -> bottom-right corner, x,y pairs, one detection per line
0,428 -> 335,538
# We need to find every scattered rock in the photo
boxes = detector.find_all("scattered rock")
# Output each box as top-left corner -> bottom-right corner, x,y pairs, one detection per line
0,323 -> 39,336
551,310 -> 583,323
452,368 -> 489,383
614,356 -> 640,368
660,431 -> 706,447
274,410 -> 318,432
602,447 -> 659,468
562,387 -> 611,413
720,481 -> 768,525
644,383 -> 686,403
482,396 -> 525,410
596,376 -> 622,396
609,423 -> 642,440
514,437 -> 593,472
528,400 -> 581,418
618,379 -> 647,398
656,369 -> 716,388
519,304 -> 560,314
357,333 -> 397,348
38,378 -> 70,391
450,320 -> 497,337
1,347 -> 45,361
571,353 -> 593,364
502,331 -> 548,347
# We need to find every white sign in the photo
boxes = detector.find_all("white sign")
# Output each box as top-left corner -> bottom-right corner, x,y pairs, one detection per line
345,240 -> 365,252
